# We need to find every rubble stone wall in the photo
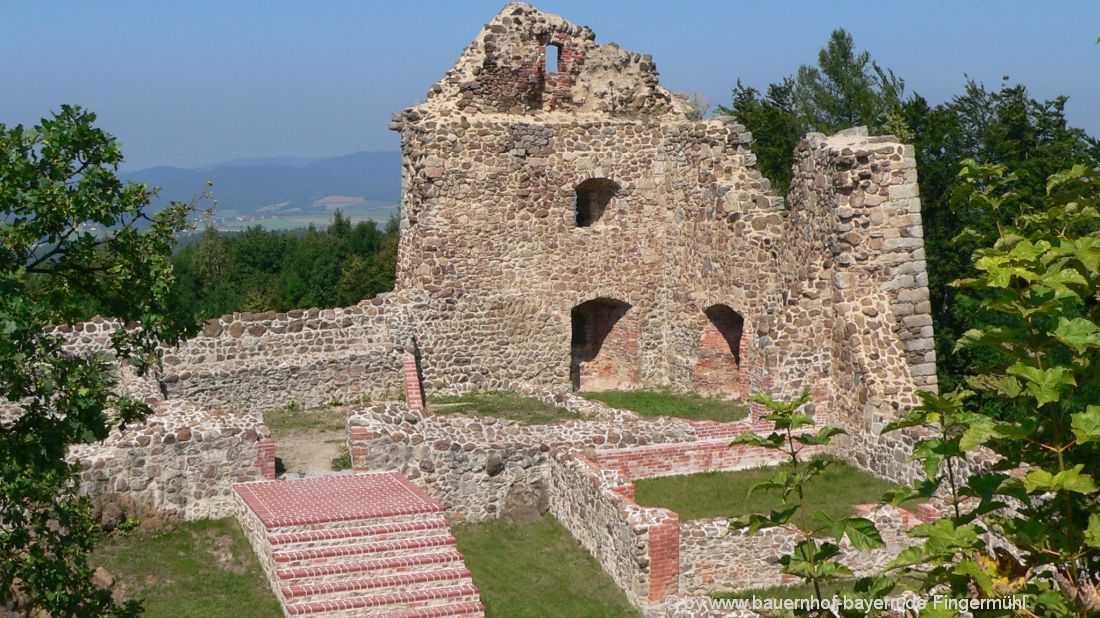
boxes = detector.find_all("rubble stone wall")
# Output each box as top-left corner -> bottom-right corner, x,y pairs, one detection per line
69,401 -> 275,521
678,505 -> 925,596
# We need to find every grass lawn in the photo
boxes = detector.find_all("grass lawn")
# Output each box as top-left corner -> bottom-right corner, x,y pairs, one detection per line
91,518 -> 280,617
453,515 -> 638,617
581,389 -> 748,423
633,459 -> 914,521
429,391 -> 580,425
263,401 -> 348,434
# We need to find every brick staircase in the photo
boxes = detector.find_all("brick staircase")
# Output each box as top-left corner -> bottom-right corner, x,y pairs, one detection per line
233,473 -> 484,618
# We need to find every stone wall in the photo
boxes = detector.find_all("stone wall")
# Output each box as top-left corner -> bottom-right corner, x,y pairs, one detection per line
678,505 -> 927,596
589,437 -> 793,481
69,398 -> 275,521
344,395 -> 712,520
547,452 -> 679,607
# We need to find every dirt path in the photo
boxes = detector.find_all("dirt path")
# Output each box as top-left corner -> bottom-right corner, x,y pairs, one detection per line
275,430 -> 344,476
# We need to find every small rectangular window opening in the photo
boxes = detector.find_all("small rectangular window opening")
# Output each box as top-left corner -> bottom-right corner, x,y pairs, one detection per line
547,44 -> 561,73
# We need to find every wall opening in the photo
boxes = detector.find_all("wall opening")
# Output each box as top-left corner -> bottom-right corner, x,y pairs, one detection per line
692,304 -> 747,397
547,43 -> 562,74
570,298 -> 638,391
575,178 -> 619,227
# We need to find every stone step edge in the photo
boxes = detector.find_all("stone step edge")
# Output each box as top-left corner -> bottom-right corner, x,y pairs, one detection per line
273,535 -> 457,564
243,503 -> 446,531
284,583 -> 480,616
366,601 -> 485,618
269,518 -> 449,547
281,567 -> 471,599
277,551 -> 466,581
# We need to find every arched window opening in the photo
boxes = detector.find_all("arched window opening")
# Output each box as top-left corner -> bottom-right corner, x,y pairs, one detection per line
704,305 -> 744,365
575,178 -> 619,227
570,298 -> 637,391
692,304 -> 747,397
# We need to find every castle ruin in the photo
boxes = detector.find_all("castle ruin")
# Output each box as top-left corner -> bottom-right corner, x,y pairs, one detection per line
33,4 -> 943,616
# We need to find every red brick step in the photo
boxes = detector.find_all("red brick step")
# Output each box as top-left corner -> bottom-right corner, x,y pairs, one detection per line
269,518 -> 450,550
367,601 -> 486,618
233,472 -> 482,617
281,568 -> 472,602
284,583 -> 480,616
277,551 -> 467,583
273,535 -> 458,567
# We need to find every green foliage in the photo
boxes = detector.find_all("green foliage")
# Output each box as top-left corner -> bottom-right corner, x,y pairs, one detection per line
719,29 -> 909,193
792,29 -> 909,138
718,79 -> 802,194
171,210 -> 398,320
1,106 -> 195,615
727,390 -> 887,615
904,82 -> 1100,389
330,446 -> 352,471
884,162 -> 1100,615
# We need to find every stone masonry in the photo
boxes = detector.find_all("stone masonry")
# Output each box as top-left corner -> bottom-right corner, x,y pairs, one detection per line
7,4 -> 949,615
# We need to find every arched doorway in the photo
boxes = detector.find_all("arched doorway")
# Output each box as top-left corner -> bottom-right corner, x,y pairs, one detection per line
570,298 -> 638,391
692,304 -> 746,397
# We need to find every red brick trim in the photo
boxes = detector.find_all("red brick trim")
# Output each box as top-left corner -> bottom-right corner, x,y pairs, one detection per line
403,353 -> 425,411
647,513 -> 680,603
256,438 -> 277,480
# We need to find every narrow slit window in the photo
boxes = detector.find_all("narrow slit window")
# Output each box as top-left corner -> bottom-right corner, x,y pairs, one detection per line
547,43 -> 562,73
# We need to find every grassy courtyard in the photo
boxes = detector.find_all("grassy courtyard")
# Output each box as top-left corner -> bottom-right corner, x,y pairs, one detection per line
91,518 -> 279,617
633,459 -> 914,521
581,389 -> 748,423
453,514 -> 639,617
430,390 -> 581,425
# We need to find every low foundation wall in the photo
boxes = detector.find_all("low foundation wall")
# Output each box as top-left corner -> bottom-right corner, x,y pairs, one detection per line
547,453 -> 679,607
345,397 -> 710,520
590,435 -> 792,480
677,504 -> 926,595
70,403 -> 275,521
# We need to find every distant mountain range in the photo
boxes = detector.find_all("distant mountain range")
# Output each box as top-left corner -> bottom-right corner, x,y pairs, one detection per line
122,151 -> 401,229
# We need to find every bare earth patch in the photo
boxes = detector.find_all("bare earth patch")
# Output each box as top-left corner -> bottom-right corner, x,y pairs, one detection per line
276,431 -> 344,476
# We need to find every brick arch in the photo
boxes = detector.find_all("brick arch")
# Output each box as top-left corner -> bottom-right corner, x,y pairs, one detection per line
570,297 -> 639,391
691,303 -> 750,398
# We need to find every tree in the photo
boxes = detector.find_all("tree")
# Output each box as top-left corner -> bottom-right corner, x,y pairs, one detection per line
717,79 -> 802,194
722,29 -> 910,194
0,106 -> 194,615
885,162 -> 1100,615
793,29 -> 908,139
904,81 -> 1100,388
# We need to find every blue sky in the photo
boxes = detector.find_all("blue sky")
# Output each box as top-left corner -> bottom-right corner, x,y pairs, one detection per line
2,1 -> 1097,170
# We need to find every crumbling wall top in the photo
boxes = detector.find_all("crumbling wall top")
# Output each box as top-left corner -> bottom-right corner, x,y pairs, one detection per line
414,3 -> 692,117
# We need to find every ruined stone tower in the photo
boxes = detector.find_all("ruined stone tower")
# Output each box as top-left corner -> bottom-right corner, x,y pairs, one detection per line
389,3 -> 936,426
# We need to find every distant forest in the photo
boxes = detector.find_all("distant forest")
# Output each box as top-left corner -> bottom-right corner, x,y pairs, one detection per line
170,211 -> 398,320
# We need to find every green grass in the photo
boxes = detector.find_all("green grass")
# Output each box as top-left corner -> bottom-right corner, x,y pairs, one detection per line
633,459 -> 914,521
91,518 -> 280,617
330,444 -> 352,470
430,391 -> 580,425
452,515 -> 639,617
263,401 -> 347,434
581,389 -> 748,422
